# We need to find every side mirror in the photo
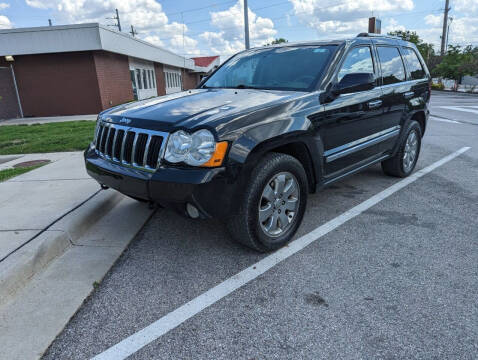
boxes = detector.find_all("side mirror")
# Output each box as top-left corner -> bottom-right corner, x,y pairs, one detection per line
333,73 -> 376,95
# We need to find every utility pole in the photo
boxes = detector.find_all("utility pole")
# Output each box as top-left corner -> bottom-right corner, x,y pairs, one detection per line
107,8 -> 122,32
446,17 -> 453,52
115,9 -> 122,32
129,25 -> 138,37
243,0 -> 250,49
440,0 -> 450,56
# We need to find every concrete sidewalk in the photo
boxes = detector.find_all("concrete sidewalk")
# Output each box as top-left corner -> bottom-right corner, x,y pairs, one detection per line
0,114 -> 97,126
0,152 -> 154,359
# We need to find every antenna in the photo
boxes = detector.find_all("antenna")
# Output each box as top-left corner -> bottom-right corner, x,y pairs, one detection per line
129,25 -> 138,37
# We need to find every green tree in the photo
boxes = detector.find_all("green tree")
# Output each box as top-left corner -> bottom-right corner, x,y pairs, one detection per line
264,38 -> 288,46
434,45 -> 478,89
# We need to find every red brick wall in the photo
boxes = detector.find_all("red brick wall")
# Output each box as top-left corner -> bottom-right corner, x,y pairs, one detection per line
93,51 -> 134,109
154,63 -> 166,96
0,52 -> 102,117
182,69 -> 199,90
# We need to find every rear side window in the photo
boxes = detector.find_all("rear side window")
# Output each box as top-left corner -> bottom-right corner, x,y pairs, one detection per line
402,47 -> 425,80
377,46 -> 406,85
337,46 -> 374,82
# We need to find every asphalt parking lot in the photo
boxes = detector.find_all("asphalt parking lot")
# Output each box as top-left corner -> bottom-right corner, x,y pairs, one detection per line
44,91 -> 477,360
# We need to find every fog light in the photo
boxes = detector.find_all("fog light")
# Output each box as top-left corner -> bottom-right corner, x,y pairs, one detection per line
186,203 -> 200,219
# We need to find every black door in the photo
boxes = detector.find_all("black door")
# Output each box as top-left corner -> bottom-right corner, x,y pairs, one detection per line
374,45 -> 409,151
316,45 -> 386,176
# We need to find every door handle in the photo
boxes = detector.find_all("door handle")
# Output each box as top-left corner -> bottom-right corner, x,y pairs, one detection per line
367,100 -> 382,109
403,91 -> 414,99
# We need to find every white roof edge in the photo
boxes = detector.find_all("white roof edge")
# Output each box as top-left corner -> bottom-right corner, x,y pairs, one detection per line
0,23 -> 206,71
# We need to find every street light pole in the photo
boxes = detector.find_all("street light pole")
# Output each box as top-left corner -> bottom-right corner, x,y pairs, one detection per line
244,0 -> 250,49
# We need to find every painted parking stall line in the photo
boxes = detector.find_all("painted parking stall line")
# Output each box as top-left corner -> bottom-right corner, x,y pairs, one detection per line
430,116 -> 461,124
92,147 -> 471,360
439,106 -> 478,115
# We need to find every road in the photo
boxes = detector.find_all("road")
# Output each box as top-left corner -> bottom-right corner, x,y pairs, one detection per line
44,91 -> 478,360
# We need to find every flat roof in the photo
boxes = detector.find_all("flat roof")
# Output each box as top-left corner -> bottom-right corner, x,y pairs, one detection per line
0,23 -> 196,70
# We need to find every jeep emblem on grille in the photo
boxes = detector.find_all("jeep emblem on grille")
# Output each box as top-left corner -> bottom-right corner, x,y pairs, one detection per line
119,117 -> 132,124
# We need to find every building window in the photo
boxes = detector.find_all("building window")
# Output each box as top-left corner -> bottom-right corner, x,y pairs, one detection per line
151,70 -> 156,88
143,69 -> 148,89
136,69 -> 142,89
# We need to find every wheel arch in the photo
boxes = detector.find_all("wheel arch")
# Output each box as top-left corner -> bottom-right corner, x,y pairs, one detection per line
240,134 -> 323,193
410,110 -> 426,137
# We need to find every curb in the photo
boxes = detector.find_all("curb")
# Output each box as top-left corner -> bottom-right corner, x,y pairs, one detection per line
0,189 -> 123,307
0,195 -> 155,360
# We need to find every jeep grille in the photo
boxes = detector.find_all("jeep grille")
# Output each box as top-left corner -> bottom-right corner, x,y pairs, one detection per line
94,121 -> 168,171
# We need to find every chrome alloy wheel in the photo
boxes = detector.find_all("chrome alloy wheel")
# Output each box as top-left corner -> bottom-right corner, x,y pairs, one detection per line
403,130 -> 419,172
259,171 -> 300,237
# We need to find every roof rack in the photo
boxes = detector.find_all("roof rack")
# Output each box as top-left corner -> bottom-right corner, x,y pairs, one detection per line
356,33 -> 401,40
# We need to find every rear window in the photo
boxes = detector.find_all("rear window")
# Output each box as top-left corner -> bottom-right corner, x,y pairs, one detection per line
377,46 -> 406,85
402,47 -> 425,80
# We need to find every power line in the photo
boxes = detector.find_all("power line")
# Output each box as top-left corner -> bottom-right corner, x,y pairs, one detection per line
164,0 -> 237,18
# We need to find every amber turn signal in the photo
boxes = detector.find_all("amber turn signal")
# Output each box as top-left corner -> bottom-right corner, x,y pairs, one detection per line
201,141 -> 228,167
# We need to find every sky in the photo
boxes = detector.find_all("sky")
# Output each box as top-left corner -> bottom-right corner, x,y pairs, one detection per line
1,0 -> 478,59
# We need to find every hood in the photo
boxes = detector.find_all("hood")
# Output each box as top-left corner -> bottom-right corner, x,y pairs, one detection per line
101,88 -> 305,133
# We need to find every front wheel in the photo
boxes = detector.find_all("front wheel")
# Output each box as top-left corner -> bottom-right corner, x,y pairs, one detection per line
227,152 -> 308,252
381,120 -> 422,178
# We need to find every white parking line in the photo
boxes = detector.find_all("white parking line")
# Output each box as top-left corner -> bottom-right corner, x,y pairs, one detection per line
92,147 -> 471,360
430,116 -> 460,124
439,106 -> 478,115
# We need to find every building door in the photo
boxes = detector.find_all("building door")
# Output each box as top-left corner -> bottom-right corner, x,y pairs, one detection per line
0,67 -> 21,120
128,58 -> 157,100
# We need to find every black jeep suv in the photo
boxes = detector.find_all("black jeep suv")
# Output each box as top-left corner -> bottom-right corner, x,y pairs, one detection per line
85,33 -> 431,252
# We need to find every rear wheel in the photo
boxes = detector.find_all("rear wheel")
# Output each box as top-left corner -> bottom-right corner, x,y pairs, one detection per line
382,120 -> 422,178
227,152 -> 308,252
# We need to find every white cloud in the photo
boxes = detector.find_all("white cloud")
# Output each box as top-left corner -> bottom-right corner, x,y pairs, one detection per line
289,0 -> 414,38
0,14 -> 11,28
383,18 -> 406,33
0,2 -> 10,29
24,0 -> 202,55
199,0 -> 277,56
415,14 -> 478,48
424,14 -> 441,27
454,0 -> 478,14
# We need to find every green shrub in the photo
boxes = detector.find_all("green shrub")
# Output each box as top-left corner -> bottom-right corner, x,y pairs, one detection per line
431,83 -> 445,90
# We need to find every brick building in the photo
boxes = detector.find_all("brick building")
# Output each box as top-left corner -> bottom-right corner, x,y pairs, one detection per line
0,23 -> 220,119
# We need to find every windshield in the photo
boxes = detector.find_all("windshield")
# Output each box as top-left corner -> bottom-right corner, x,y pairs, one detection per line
202,45 -> 336,92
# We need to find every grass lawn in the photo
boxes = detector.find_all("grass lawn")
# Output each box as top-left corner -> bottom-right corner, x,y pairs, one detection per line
0,163 -> 47,182
0,121 -> 95,155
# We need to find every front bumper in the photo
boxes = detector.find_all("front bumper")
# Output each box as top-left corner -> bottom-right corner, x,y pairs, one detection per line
84,147 -> 235,218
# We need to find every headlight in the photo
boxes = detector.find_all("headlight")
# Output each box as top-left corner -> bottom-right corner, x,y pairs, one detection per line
164,129 -> 228,167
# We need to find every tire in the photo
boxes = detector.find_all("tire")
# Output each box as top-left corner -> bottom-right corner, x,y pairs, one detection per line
381,120 -> 422,178
227,152 -> 308,252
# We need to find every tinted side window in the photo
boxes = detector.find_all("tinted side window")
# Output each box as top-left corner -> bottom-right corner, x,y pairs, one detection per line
377,46 -> 406,85
402,47 -> 425,80
338,46 -> 374,81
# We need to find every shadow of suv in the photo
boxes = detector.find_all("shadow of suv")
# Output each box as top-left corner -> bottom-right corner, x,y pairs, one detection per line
85,33 -> 431,252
